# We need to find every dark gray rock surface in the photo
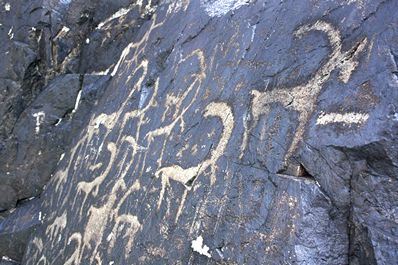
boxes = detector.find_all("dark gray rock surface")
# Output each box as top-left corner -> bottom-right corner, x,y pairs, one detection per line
0,0 -> 396,264
0,259 -> 19,265
0,74 -> 109,207
0,198 -> 40,262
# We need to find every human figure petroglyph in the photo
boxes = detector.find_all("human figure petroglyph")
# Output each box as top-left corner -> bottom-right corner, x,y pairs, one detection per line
241,21 -> 368,161
155,102 -> 234,209
32,111 -> 45,134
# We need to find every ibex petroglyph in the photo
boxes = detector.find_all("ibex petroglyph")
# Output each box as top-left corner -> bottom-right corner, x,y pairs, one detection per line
241,21 -> 367,162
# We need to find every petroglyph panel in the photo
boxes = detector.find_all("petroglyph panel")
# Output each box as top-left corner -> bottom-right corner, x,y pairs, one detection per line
22,0 -> 396,264
24,11 -> 236,263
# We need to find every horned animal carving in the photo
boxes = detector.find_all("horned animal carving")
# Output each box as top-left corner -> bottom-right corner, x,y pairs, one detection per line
241,21 -> 367,162
24,17 -> 373,265
155,102 -> 234,208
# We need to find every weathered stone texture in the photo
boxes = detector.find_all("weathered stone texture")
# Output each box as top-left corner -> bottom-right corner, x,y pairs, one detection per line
0,0 -> 396,264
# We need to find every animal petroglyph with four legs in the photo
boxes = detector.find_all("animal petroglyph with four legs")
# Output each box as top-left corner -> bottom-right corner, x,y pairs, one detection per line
155,102 -> 234,209
241,21 -> 367,164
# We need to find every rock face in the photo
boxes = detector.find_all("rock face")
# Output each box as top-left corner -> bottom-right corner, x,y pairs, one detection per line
0,0 -> 144,210
0,74 -> 109,209
0,199 -> 41,262
0,0 -> 396,264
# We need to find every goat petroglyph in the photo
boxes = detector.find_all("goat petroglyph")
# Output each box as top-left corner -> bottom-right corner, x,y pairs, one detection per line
22,7 -> 375,263
155,102 -> 234,209
32,14 -> 165,264
241,21 -> 368,161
